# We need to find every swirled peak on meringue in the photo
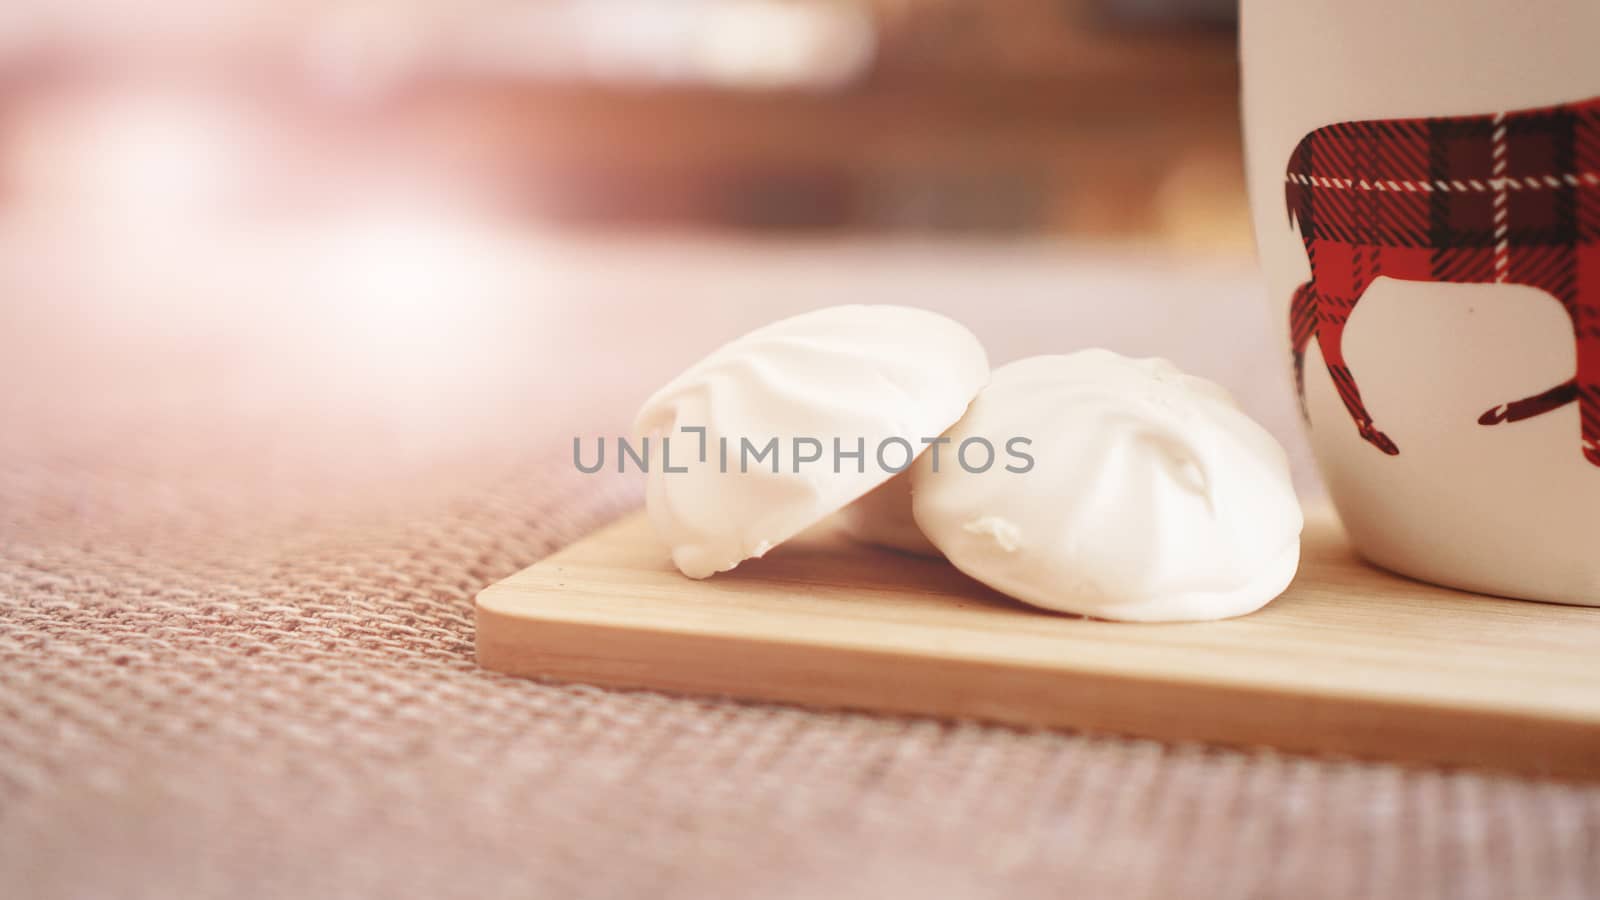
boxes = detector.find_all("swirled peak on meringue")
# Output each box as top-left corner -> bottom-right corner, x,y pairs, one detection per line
634,305 -> 988,579
911,351 -> 1303,622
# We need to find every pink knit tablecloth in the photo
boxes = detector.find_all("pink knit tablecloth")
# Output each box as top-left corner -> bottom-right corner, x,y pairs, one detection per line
2,231 -> 1595,899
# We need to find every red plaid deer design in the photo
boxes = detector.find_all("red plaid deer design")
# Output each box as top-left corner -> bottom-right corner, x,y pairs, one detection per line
1286,96 -> 1600,466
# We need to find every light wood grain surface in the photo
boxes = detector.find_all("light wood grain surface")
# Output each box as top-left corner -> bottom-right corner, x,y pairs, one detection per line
477,509 -> 1600,779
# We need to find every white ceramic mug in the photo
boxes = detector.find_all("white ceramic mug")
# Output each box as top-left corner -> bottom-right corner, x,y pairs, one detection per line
1242,1 -> 1600,605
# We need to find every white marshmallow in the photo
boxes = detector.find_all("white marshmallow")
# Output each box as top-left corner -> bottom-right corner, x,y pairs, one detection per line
635,305 -> 988,578
836,471 -> 942,557
911,351 -> 1303,622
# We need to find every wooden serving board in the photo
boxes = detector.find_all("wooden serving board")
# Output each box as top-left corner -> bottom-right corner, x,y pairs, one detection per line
476,510 -> 1600,778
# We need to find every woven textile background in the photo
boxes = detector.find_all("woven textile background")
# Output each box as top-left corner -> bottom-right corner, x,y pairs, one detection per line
2,236 -> 1597,898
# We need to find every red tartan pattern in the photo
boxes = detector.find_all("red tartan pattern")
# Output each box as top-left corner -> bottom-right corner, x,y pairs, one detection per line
1285,95 -> 1600,466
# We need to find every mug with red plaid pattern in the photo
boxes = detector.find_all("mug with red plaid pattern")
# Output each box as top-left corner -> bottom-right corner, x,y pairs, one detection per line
1242,1 -> 1600,604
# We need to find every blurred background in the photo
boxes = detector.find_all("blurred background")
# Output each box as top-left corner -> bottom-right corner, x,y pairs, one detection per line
0,0 -> 1243,241
0,0 -> 1317,499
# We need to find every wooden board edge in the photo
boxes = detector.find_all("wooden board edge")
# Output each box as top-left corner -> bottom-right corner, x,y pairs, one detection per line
474,596 -> 1600,781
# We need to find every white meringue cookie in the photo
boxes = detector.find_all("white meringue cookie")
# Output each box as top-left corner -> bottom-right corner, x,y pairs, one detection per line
837,471 -> 942,557
635,305 -> 988,579
911,350 -> 1303,622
